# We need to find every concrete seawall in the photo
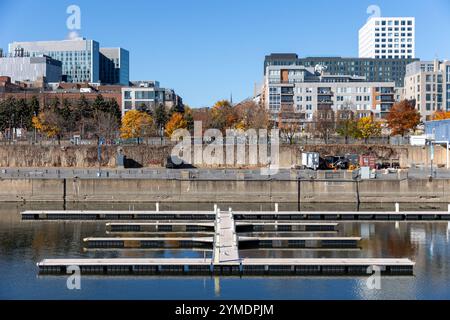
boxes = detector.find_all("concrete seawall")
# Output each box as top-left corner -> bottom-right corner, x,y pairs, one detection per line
1,178 -> 449,203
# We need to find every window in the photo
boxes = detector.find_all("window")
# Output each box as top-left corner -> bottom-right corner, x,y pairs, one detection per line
135,91 -> 155,99
124,91 -> 132,99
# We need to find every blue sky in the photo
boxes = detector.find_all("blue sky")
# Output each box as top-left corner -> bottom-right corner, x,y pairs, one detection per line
0,0 -> 449,107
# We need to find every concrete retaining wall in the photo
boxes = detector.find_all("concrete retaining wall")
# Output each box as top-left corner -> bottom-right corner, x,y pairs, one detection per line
1,177 -> 449,203
0,144 -> 447,169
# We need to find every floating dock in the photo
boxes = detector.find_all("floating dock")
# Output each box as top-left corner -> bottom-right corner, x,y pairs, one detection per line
106,222 -> 214,233
105,221 -> 338,233
32,207 -> 415,277
83,237 -> 213,249
236,222 -> 338,232
238,236 -> 361,249
21,210 -> 450,221
37,258 -> 414,276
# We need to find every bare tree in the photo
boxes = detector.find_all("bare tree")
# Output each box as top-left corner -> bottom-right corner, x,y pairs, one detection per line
313,109 -> 335,144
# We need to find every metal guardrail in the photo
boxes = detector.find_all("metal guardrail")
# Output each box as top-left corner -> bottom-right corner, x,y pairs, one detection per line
0,167 -> 424,181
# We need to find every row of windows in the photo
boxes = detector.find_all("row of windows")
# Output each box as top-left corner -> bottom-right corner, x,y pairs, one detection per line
374,27 -> 412,33
425,103 -> 444,111
374,20 -> 413,26
375,49 -> 413,53
296,104 -> 313,111
376,43 -> 412,48
337,96 -> 371,102
375,38 -> 413,42
124,91 -> 161,100
268,60 -> 413,69
375,55 -> 413,59
375,32 -> 413,37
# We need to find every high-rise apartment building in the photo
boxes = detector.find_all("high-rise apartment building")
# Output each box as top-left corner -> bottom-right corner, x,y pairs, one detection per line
359,17 -> 415,59
9,38 -> 100,83
264,54 -> 417,87
403,60 -> 450,121
99,48 -> 129,85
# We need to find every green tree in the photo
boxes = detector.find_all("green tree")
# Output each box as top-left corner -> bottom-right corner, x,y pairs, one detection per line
154,104 -> 168,133
336,119 -> 358,144
29,96 -> 40,116
183,106 -> 194,132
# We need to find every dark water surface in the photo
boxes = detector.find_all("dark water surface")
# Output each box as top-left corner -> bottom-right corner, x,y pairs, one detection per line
1,202 -> 450,300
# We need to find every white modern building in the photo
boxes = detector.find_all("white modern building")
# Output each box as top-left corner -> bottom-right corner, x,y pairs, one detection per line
403,60 -> 450,121
0,53 -> 62,85
121,81 -> 183,116
263,65 -> 396,124
359,17 -> 415,59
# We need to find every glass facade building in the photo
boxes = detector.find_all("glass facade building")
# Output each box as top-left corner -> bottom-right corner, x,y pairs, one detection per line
8,38 -> 100,83
99,48 -> 129,85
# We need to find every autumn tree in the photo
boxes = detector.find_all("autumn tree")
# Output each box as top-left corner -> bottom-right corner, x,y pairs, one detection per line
165,112 -> 188,137
192,108 -> 213,131
211,100 -> 238,132
32,111 -> 63,142
357,116 -> 382,143
387,100 -> 421,137
120,110 -> 154,142
432,111 -> 450,120
234,100 -> 269,130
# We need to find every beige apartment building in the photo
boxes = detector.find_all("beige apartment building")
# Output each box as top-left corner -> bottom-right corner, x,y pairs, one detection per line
403,60 -> 450,121
263,65 -> 396,126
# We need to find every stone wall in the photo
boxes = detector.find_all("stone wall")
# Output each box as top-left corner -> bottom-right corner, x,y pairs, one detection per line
0,144 -> 446,168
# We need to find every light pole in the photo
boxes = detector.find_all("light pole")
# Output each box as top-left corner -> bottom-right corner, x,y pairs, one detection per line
97,137 -> 104,177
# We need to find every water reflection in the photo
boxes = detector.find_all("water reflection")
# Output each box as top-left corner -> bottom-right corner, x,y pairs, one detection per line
1,202 -> 450,299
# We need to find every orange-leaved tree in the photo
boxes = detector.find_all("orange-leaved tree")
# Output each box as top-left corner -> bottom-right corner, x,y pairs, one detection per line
432,111 -> 450,120
32,111 -> 62,139
387,100 -> 421,137
120,110 -> 153,140
165,112 -> 188,137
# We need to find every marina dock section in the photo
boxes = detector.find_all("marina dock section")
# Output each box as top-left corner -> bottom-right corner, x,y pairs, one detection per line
37,258 -> 414,276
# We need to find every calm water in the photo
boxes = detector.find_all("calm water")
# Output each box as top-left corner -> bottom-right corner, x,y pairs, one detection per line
1,202 -> 450,300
